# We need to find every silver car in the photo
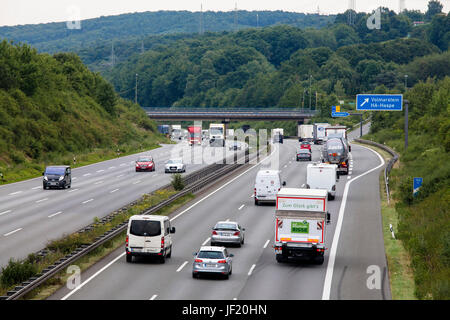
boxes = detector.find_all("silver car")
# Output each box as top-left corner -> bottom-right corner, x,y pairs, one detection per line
211,221 -> 245,247
164,159 -> 186,173
192,246 -> 233,279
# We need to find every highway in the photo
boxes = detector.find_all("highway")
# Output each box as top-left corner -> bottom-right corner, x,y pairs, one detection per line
50,132 -> 391,300
0,140 -> 245,267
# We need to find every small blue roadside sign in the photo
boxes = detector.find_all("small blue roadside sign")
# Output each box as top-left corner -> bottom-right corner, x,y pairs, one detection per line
331,106 -> 349,117
356,94 -> 403,111
413,177 -> 423,197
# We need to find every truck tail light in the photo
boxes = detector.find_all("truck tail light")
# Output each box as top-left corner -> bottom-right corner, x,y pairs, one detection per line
341,162 -> 347,167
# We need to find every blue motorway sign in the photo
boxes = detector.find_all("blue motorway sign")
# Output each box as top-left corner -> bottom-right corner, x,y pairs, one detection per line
356,94 -> 403,111
331,106 -> 349,117
413,177 -> 423,197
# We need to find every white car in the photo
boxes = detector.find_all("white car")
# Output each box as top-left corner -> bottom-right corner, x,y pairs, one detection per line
125,215 -> 175,263
165,159 -> 186,173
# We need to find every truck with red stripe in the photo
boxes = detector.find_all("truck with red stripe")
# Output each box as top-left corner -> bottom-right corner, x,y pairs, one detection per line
274,188 -> 330,264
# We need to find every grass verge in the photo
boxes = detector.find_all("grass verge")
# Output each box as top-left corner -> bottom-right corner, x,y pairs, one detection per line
354,141 -> 416,299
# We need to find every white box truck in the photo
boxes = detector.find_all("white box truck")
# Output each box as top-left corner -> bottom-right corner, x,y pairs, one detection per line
298,124 -> 314,142
306,163 -> 338,200
274,188 -> 330,264
272,128 -> 284,144
325,126 -> 347,140
313,123 -> 330,144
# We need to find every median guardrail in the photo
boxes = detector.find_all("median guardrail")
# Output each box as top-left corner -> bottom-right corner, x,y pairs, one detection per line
1,143 -> 267,300
353,139 -> 399,204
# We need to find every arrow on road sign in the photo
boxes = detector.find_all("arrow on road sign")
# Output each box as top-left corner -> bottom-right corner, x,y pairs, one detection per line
360,98 -> 369,107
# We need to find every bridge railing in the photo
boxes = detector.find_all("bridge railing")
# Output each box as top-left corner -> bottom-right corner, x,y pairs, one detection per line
144,107 -> 318,114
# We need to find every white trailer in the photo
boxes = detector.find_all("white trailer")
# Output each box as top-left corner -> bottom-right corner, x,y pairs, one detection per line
274,188 -> 330,264
313,123 -> 330,144
325,126 -> 347,140
306,163 -> 338,200
298,125 -> 314,142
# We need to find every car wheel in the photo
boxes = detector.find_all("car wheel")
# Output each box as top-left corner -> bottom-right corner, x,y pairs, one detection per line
160,255 -> 166,264
254,198 -> 259,206
276,254 -> 286,263
192,273 -> 198,279
126,254 -> 132,263
167,246 -> 172,258
224,273 -> 229,280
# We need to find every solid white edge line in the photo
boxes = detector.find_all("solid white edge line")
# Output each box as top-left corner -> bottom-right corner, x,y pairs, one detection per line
321,145 -> 385,300
61,252 -> 125,300
176,261 -> 188,272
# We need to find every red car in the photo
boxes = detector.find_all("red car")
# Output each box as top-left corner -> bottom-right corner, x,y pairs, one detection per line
300,142 -> 312,151
135,156 -> 155,172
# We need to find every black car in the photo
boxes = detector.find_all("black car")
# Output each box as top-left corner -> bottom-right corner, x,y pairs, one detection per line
296,149 -> 312,161
43,166 -> 72,189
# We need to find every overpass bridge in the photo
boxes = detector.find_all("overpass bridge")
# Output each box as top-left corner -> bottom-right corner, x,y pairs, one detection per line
145,108 -> 317,123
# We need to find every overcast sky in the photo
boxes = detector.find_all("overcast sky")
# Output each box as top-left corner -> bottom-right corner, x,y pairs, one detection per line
1,0 -> 448,27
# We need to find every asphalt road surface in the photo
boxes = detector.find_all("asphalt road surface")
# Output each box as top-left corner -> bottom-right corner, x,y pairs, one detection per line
51,135 -> 391,300
0,140 -> 245,267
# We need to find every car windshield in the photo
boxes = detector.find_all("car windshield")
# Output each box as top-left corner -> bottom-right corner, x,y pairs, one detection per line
168,159 -> 181,164
215,223 -> 238,231
138,157 -> 152,162
130,220 -> 161,237
210,128 -> 223,135
45,167 -> 66,175
197,251 -> 225,259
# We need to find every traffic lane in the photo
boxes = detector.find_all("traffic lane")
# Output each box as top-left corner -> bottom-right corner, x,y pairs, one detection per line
329,145 -> 390,300
53,142 -> 288,299
0,143 -> 175,195
236,143 -> 383,299
154,142 -> 300,300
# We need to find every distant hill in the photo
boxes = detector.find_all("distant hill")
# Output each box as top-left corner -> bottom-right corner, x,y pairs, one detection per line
0,40 -> 163,183
0,10 -> 335,54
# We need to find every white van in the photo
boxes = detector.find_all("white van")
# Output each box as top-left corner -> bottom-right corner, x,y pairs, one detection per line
254,169 -> 286,205
306,163 -> 338,200
126,215 -> 175,263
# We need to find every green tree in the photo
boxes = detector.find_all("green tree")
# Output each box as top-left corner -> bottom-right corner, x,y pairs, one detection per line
425,0 -> 444,21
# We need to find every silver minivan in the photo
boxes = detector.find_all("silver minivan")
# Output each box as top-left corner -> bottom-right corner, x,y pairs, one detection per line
126,215 -> 175,263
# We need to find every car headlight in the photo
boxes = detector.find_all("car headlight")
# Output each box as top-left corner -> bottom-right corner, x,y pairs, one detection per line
59,176 -> 64,181
44,176 -> 48,181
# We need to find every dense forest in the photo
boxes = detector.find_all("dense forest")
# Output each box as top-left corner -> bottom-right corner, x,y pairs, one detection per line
0,40 -> 164,183
0,10 -> 335,54
104,9 -> 449,111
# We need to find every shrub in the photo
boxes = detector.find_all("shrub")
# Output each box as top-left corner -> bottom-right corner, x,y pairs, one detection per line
0,259 -> 38,288
171,173 -> 185,191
